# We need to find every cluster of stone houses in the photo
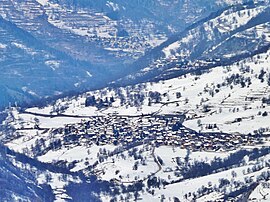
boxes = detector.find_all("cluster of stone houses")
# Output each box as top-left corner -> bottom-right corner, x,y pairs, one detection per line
49,114 -> 266,151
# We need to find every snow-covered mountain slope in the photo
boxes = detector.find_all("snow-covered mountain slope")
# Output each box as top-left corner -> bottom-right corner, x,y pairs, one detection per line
0,0 -> 164,108
2,33 -> 270,200
4,46 -> 270,144
116,1 -> 270,85
2,1 -> 270,201
0,143 -> 110,202
0,0 -> 132,64
0,15 -> 109,108
0,145 -> 55,201
0,0 -> 249,109
1,0 -> 248,65
66,0 -> 247,31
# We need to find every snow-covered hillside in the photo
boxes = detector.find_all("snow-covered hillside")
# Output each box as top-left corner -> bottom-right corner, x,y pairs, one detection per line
117,1 -> 270,86
2,35 -> 270,200
1,0 -> 270,201
0,0 -> 263,109
9,47 -> 270,135
0,0 -> 244,109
